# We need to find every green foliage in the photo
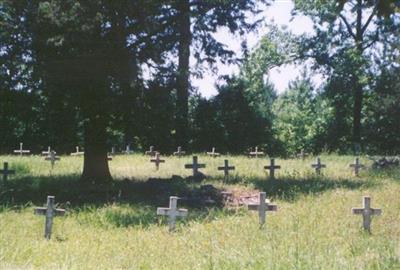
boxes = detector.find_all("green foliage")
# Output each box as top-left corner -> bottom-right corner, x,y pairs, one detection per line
273,73 -> 333,155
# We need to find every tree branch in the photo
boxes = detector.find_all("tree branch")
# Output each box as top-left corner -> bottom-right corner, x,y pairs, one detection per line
339,14 -> 356,40
361,5 -> 378,35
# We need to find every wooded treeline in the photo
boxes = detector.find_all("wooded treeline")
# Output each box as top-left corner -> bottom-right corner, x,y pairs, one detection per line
1,0 -> 399,180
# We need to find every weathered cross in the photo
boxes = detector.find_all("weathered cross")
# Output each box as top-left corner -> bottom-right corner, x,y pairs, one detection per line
45,151 -> 60,169
34,196 -> 66,239
297,150 -> 308,160
13,142 -> 30,156
352,196 -> 382,233
157,196 -> 188,231
184,156 -> 206,177
207,147 -> 220,158
42,146 -> 55,156
218,159 -> 235,180
249,147 -> 264,158
145,146 -> 158,156
0,162 -> 15,182
151,153 -> 165,170
70,146 -> 84,156
264,158 -> 281,179
349,157 -> 364,176
311,157 -> 326,175
173,146 -> 186,157
248,192 -> 278,226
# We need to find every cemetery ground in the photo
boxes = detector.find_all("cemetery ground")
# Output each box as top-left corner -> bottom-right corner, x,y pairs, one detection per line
0,154 -> 399,269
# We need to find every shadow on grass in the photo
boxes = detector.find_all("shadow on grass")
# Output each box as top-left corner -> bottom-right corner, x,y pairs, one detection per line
250,175 -> 377,201
0,173 -> 379,228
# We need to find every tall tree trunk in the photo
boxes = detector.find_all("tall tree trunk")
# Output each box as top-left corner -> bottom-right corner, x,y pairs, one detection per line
176,0 -> 191,148
352,0 -> 364,152
80,56 -> 112,182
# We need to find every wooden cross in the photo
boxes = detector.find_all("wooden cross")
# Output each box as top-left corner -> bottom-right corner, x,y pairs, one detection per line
248,192 -> 277,226
207,147 -> 220,158
311,157 -> 326,175
218,159 -> 235,180
34,196 -> 66,239
45,151 -> 60,169
352,196 -> 382,232
249,147 -> 264,158
157,196 -> 188,231
0,162 -> 15,182
264,158 -> 281,179
145,146 -> 158,156
13,142 -> 30,156
349,157 -> 364,176
151,153 -> 165,170
173,146 -> 186,157
70,146 -> 84,156
42,146 -> 56,156
184,156 -> 205,177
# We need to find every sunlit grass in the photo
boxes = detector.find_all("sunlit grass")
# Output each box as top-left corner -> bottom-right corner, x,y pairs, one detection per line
0,154 -> 399,269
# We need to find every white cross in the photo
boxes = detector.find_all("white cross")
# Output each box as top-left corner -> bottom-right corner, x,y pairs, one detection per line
218,159 -> 235,180
13,142 -> 30,156
151,153 -> 165,170
352,196 -> 382,232
248,192 -> 277,226
0,162 -> 15,182
349,157 -> 364,176
297,150 -> 308,160
145,146 -> 158,156
173,146 -> 186,157
264,158 -> 281,179
42,146 -> 56,156
45,151 -> 60,168
184,156 -> 206,177
70,146 -> 84,156
249,147 -> 264,158
157,196 -> 188,231
311,157 -> 326,175
207,147 -> 220,158
34,196 -> 66,239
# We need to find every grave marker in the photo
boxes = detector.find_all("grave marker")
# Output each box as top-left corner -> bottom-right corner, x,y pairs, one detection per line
45,151 -> 60,169
264,158 -> 281,179
349,157 -> 364,176
311,157 -> 326,175
185,156 -> 205,177
207,147 -> 220,158
249,147 -> 264,158
248,192 -> 277,226
42,146 -> 56,156
151,153 -> 165,170
297,150 -> 308,160
173,146 -> 186,157
13,142 -> 30,156
157,196 -> 188,231
70,146 -> 84,156
0,162 -> 15,182
34,196 -> 66,239
218,159 -> 235,180
145,146 -> 158,156
352,196 -> 382,232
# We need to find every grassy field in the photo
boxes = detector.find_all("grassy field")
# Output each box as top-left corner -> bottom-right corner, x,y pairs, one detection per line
0,154 -> 399,269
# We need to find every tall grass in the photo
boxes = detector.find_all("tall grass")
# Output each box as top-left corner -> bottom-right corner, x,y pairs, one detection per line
0,154 -> 399,269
